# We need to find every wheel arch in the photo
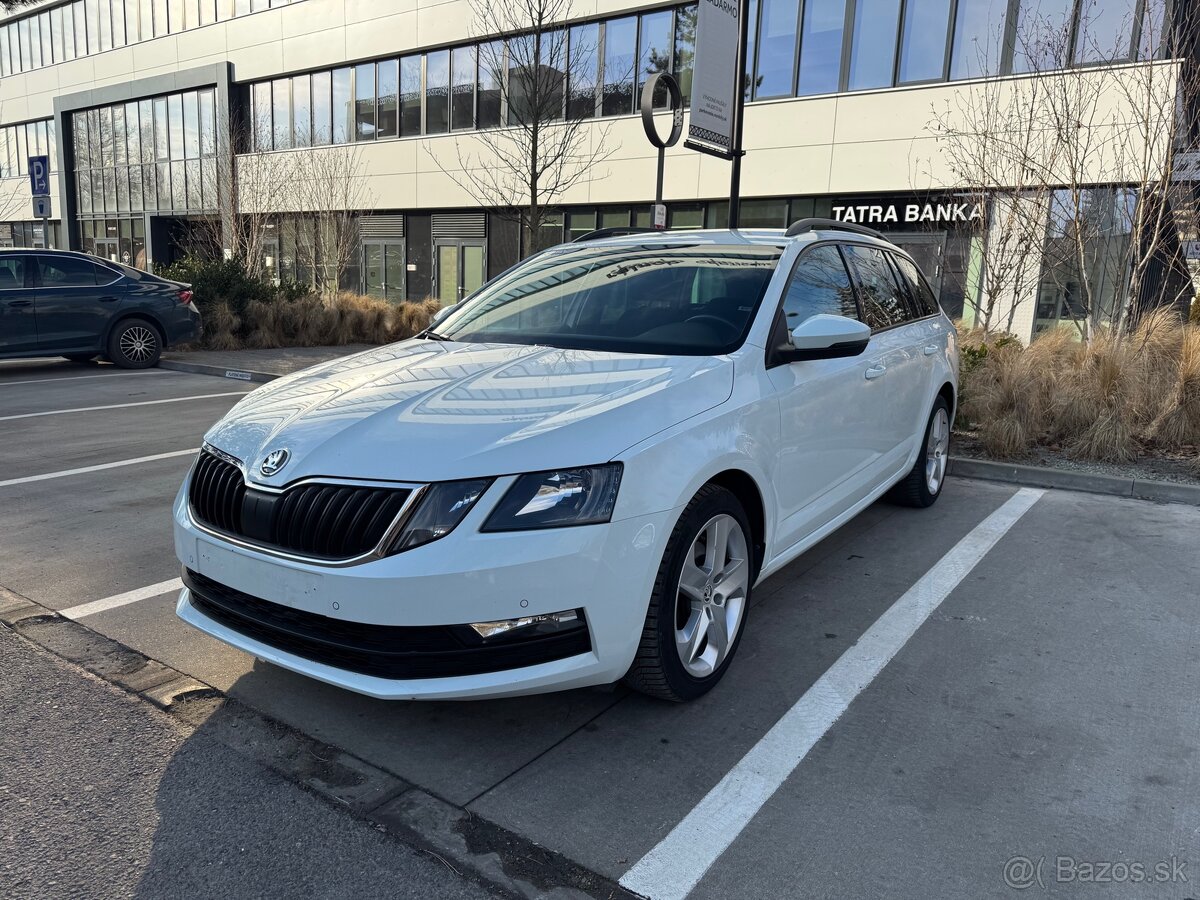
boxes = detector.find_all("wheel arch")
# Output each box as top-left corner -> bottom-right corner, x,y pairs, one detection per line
937,380 -> 956,419
705,468 -> 766,580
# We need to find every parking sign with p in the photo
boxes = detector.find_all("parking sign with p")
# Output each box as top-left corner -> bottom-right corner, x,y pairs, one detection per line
29,155 -> 49,197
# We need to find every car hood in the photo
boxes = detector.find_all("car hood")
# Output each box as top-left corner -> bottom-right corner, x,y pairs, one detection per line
204,341 -> 734,485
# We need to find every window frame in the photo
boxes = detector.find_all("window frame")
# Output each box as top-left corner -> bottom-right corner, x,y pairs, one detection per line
766,239 -> 864,368
32,253 -> 104,288
840,239 -> 916,332
0,253 -> 32,290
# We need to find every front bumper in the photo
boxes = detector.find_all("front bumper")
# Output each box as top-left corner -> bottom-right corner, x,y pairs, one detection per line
173,483 -> 675,700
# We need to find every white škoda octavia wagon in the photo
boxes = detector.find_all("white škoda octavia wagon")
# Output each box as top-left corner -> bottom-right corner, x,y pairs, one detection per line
173,220 -> 958,702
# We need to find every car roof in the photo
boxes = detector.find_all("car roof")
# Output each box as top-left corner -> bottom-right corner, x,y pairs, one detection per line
0,247 -> 114,262
567,227 -> 900,252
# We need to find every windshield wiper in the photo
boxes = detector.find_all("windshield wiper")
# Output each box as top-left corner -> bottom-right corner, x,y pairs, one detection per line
422,330 -> 452,342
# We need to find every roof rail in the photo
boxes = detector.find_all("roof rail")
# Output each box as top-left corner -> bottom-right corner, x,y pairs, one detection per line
784,218 -> 887,241
573,226 -> 660,242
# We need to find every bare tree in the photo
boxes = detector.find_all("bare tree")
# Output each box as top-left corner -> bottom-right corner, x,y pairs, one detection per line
926,0 -> 1196,340
431,0 -> 617,255
289,144 -> 373,296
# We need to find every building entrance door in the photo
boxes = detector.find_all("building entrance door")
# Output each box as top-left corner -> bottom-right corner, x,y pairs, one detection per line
94,238 -> 120,263
435,240 -> 486,305
363,241 -> 406,301
889,233 -> 946,296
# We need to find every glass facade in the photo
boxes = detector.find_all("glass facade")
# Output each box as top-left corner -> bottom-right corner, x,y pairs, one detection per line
0,0 -> 306,77
71,87 -> 219,219
249,5 -> 699,151
0,119 -> 57,178
242,0 -> 1164,156
1035,187 -> 1136,336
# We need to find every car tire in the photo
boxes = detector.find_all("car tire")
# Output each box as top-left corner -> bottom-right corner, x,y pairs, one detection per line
63,354 -> 97,363
106,318 -> 162,369
887,395 -> 952,508
623,484 -> 754,702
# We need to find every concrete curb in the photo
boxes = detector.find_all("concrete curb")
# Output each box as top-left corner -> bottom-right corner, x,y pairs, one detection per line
0,582 -> 635,900
948,456 -> 1200,506
159,357 -> 279,384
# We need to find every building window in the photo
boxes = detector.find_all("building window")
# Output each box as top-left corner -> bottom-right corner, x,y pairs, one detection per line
272,79 -> 291,150
950,0 -> 1008,79
400,55 -> 423,136
1012,0 -> 1076,73
568,24 -> 599,119
355,62 -> 376,141
848,0 -> 902,90
638,9 -> 674,107
331,67 -> 352,144
1073,0 -> 1134,64
755,0 -> 800,99
312,70 -> 332,145
252,82 -> 272,151
292,74 -> 311,147
898,0 -> 952,83
797,0 -> 846,95
477,42 -> 503,128
602,16 -> 637,116
1036,187 -> 1135,336
426,49 -> 450,134
451,46 -> 476,131
673,4 -> 696,104
377,60 -> 399,138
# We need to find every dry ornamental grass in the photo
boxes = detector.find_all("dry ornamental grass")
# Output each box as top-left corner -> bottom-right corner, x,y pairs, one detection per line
958,312 -> 1200,467
198,293 -> 440,352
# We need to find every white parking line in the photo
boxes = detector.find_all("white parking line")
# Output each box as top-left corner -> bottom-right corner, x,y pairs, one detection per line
60,578 -> 184,620
0,448 -> 199,489
620,487 -> 1046,900
0,392 -> 249,422
0,371 -> 178,386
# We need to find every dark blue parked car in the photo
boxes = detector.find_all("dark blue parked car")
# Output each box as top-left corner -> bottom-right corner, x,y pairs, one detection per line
0,248 -> 201,369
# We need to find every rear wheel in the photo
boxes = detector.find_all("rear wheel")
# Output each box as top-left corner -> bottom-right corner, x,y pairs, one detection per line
623,485 -> 753,702
106,318 -> 162,369
887,396 -> 951,508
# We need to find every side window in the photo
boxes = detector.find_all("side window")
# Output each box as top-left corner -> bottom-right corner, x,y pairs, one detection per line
781,245 -> 859,327
891,253 -> 940,317
36,256 -> 102,288
842,244 -> 911,330
0,255 -> 25,290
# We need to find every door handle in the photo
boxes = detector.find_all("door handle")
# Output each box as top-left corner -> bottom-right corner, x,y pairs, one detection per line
922,345 -> 938,356
865,365 -> 887,380
99,296 -> 120,303
7,300 -> 33,308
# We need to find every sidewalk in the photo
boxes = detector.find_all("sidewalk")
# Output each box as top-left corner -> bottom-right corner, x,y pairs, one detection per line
160,344 -> 373,383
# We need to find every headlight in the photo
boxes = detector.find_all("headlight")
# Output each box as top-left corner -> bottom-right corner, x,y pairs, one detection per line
389,478 -> 492,553
482,464 -> 623,532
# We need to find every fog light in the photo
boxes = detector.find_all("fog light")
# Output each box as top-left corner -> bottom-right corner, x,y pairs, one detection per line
469,609 -> 582,640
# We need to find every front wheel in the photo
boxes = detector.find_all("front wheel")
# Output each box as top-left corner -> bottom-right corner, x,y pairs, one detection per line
107,318 -> 162,369
887,396 -> 951,508
623,485 -> 753,702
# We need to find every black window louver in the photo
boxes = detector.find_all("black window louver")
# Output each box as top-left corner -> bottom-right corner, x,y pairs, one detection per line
188,450 -> 411,561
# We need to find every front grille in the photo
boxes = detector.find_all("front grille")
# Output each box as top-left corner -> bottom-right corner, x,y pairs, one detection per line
188,449 -> 412,561
183,569 -> 592,679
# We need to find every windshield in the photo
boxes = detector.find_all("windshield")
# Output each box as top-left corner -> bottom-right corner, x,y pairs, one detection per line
435,243 -> 783,356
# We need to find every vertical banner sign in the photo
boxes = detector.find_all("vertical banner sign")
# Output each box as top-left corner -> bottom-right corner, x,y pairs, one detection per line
686,0 -> 740,157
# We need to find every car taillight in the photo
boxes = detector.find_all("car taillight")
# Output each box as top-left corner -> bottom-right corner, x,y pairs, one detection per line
178,289 -> 194,305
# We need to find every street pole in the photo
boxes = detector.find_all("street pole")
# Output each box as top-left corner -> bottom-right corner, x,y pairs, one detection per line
727,0 -> 751,230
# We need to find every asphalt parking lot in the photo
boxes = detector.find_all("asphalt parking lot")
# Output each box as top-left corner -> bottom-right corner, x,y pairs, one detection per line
4,356 -> 1200,899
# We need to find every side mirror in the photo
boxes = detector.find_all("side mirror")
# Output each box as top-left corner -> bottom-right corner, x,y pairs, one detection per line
429,304 -> 456,328
778,314 -> 871,362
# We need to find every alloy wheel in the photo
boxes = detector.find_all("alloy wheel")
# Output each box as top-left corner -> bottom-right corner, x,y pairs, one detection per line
120,325 -> 158,364
674,513 -> 749,678
925,407 -> 950,495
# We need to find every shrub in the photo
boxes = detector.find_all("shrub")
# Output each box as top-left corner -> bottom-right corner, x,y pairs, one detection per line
958,314 -> 1200,464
